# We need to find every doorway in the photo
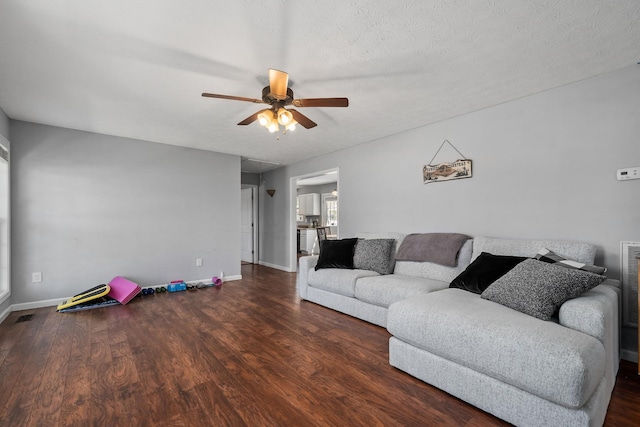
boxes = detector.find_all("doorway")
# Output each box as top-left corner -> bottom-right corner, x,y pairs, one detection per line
290,168 -> 339,270
240,186 -> 258,264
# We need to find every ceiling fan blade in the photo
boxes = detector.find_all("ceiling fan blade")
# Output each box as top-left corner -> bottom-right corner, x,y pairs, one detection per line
202,93 -> 265,104
268,69 -> 289,100
237,109 -> 270,126
289,109 -> 317,129
292,98 -> 349,108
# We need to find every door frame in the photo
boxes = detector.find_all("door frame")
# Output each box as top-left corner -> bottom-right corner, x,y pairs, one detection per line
289,167 -> 339,271
241,185 -> 259,264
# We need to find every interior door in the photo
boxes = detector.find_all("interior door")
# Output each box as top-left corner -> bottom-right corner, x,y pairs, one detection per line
240,187 -> 254,263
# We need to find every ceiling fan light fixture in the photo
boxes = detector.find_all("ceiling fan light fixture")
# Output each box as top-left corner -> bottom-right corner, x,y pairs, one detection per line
277,108 -> 293,125
257,110 -> 273,127
202,69 -> 348,133
285,120 -> 297,131
267,118 -> 279,133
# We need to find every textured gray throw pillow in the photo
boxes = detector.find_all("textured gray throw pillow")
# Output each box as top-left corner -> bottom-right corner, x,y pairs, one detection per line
353,239 -> 395,275
481,258 -> 606,320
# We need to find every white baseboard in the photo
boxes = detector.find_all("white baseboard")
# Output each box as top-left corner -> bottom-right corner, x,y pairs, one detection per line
621,349 -> 638,363
12,298 -> 63,311
0,305 -> 11,324
259,261 -> 296,273
179,275 -> 241,286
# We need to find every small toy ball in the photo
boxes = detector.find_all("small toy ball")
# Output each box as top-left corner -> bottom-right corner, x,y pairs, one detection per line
212,276 -> 223,287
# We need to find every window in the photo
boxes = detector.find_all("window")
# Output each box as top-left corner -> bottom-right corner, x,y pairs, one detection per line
323,195 -> 338,226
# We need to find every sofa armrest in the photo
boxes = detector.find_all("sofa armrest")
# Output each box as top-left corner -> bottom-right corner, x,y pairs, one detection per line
297,255 -> 318,299
559,281 -> 620,391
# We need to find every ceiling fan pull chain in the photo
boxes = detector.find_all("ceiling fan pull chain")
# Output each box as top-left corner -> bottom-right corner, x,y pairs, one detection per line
428,140 -> 467,166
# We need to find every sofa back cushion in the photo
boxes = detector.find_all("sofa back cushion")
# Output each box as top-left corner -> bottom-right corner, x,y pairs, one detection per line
315,238 -> 359,270
355,232 -> 406,252
394,239 -> 473,282
353,239 -> 396,275
472,236 -> 596,265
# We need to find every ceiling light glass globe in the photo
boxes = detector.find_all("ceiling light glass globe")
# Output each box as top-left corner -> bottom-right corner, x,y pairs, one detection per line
277,108 -> 293,125
258,111 -> 272,127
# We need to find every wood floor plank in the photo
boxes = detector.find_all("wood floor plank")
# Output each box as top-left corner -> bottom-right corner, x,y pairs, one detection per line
0,264 -> 638,426
0,309 -> 63,426
24,310 -> 77,426
0,313 -> 45,406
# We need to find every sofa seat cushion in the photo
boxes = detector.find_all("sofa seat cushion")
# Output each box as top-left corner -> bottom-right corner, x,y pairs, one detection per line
387,289 -> 605,409
355,274 -> 449,308
307,268 -> 379,297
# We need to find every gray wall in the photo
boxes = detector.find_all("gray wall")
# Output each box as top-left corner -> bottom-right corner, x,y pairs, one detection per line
241,172 -> 260,186
0,107 -> 9,141
260,65 -> 640,356
11,121 -> 241,304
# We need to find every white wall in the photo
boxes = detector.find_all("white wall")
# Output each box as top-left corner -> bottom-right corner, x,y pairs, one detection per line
10,121 -> 241,304
260,65 -> 640,355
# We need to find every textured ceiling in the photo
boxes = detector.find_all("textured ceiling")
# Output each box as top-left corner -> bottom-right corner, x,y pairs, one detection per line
1,1 -> 639,173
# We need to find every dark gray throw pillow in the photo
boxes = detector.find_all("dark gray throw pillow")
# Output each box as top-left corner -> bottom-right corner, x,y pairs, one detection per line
481,258 -> 606,320
353,239 -> 396,275
449,252 -> 527,294
315,238 -> 359,271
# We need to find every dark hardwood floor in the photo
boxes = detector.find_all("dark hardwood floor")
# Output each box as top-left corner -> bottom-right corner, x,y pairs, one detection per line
1,264 -> 639,426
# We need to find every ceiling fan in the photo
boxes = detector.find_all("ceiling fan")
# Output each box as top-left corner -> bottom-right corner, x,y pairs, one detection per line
202,69 -> 348,133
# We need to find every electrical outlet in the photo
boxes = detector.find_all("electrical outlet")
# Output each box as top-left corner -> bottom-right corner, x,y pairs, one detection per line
32,272 -> 42,283
196,258 -> 203,267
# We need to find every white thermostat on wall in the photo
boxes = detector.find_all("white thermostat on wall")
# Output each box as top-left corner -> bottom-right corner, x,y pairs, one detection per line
617,167 -> 640,181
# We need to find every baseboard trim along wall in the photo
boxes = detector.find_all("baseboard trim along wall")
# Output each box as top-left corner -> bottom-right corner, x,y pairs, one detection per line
259,261 -> 296,273
620,349 -> 638,363
0,305 -> 11,324
12,298 -> 64,311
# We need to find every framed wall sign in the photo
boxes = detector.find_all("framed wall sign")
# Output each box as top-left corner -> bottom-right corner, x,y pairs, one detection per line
423,159 -> 472,183
423,140 -> 472,184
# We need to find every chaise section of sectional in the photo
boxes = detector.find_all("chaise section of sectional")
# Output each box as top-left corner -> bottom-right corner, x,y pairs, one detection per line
388,289 -> 605,409
385,236 -> 620,427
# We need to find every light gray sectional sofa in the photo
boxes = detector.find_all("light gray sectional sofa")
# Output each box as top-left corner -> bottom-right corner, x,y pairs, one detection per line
296,233 -> 620,427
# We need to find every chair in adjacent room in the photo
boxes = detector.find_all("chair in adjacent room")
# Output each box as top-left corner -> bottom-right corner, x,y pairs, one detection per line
312,227 -> 331,254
